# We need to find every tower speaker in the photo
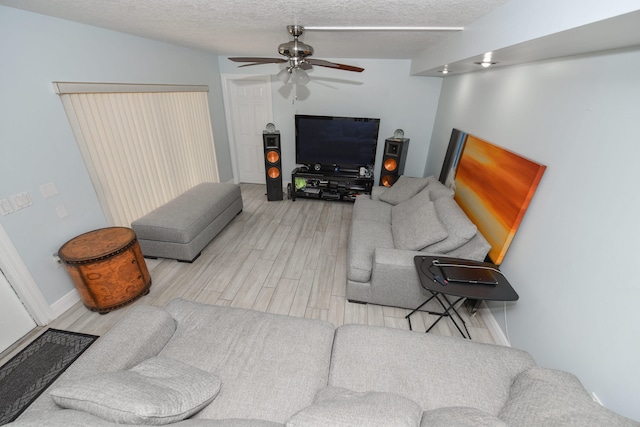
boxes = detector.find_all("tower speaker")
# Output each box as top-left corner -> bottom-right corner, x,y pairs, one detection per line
263,131 -> 283,201
379,137 -> 410,187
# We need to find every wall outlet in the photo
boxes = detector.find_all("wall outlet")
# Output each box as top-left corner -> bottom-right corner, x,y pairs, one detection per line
0,198 -> 13,215
56,204 -> 69,219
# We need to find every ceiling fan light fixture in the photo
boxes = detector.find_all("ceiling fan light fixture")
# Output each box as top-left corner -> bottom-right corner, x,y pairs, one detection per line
229,25 -> 364,84
277,68 -> 291,83
291,68 -> 310,85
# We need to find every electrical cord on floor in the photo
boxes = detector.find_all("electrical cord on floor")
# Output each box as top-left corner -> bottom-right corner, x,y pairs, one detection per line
504,301 -> 511,344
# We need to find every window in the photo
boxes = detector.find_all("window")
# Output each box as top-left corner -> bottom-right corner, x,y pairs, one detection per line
55,83 -> 219,226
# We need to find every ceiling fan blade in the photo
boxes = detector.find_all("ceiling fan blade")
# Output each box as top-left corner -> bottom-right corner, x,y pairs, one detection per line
237,63 -> 276,68
306,58 -> 364,72
229,57 -> 287,64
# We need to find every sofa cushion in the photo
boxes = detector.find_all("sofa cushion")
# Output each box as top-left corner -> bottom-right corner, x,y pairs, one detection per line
424,177 -> 455,200
286,386 -> 422,427
352,196 -> 392,223
423,197 -> 477,253
348,220 -> 395,282
391,191 -> 448,251
159,299 -> 335,424
50,357 -> 221,425
379,176 -> 430,205
131,182 -> 241,244
421,407 -> 507,426
12,411 -> 283,427
499,367 -> 639,427
329,324 -> 536,415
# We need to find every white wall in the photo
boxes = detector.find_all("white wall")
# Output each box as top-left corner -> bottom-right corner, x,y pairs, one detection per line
0,7 -> 230,306
219,58 -> 442,182
411,0 -> 640,74
427,48 -> 640,421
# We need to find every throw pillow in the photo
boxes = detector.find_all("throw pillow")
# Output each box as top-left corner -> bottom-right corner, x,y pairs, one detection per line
423,197 -> 477,253
391,191 -> 448,250
50,356 -> 221,425
421,407 -> 508,427
286,386 -> 423,427
425,179 -> 455,200
379,176 -> 430,205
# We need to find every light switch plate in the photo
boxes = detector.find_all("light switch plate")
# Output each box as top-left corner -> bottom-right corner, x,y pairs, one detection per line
0,198 -> 14,215
11,192 -> 33,210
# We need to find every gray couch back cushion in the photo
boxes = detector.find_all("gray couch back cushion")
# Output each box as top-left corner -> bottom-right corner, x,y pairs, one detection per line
379,176 -> 431,205
328,324 -> 536,415
423,196 -> 478,253
159,299 -> 335,424
391,193 -> 448,251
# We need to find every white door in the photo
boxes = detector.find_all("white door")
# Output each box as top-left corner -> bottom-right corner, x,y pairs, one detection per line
0,267 -> 36,353
226,77 -> 273,184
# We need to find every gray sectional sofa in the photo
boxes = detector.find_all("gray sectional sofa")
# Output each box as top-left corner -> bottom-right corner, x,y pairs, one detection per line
347,175 -> 492,310
11,299 -> 637,426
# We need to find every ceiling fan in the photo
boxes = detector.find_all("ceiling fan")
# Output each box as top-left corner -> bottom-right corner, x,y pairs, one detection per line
229,25 -> 364,85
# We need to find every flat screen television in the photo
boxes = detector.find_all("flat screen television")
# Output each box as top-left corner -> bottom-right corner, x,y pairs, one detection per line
295,115 -> 380,170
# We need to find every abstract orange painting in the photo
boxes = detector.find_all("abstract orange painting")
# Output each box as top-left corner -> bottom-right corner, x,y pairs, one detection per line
453,134 -> 546,264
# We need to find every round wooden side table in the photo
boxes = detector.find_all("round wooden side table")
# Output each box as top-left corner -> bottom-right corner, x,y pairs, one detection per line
58,227 -> 152,314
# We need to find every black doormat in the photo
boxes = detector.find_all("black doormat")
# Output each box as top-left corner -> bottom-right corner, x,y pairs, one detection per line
0,328 -> 98,425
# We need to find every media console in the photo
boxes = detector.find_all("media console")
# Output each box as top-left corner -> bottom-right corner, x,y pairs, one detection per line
289,167 -> 374,202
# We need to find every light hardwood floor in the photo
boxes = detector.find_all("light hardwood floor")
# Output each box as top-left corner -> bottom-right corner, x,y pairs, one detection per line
1,183 -> 497,365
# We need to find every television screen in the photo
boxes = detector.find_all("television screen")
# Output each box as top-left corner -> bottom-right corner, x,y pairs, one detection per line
295,115 -> 380,169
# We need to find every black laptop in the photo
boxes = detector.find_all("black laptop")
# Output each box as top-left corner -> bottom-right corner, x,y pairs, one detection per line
438,265 -> 499,285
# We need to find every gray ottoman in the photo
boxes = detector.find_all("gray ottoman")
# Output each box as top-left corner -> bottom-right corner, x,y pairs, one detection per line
131,182 -> 243,262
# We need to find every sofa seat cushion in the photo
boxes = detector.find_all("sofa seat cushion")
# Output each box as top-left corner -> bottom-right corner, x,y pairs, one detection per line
328,324 -> 536,415
352,197 -> 392,223
287,386 -> 423,427
50,357 -> 221,425
379,176 -> 431,205
423,196 -> 477,253
421,407 -> 507,426
13,410 -> 284,427
158,299 -> 335,424
131,183 -> 241,244
391,191 -> 448,250
348,220 -> 394,282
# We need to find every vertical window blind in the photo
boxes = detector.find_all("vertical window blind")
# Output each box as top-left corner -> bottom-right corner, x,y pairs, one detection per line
55,83 -> 219,227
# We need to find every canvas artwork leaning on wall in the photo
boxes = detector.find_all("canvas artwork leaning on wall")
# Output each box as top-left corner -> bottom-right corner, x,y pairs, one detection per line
441,130 -> 546,264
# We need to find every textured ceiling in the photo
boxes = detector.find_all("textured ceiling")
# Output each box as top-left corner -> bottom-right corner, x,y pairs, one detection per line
0,0 -> 509,59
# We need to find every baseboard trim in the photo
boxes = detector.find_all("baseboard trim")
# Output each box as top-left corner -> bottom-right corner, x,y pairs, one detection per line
478,301 -> 511,347
50,289 -> 81,319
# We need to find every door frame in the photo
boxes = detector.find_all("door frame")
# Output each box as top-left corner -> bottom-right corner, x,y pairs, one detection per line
221,74 -> 274,184
0,224 -> 52,326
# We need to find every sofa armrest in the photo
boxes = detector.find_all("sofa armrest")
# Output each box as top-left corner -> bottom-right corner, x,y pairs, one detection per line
23,305 -> 177,414
373,247 -> 446,273
370,186 -> 388,201
66,305 -> 176,374
499,367 -> 639,426
368,247 -> 434,309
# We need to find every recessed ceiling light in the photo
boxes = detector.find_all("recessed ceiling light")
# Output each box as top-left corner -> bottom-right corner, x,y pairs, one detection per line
474,61 -> 498,68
